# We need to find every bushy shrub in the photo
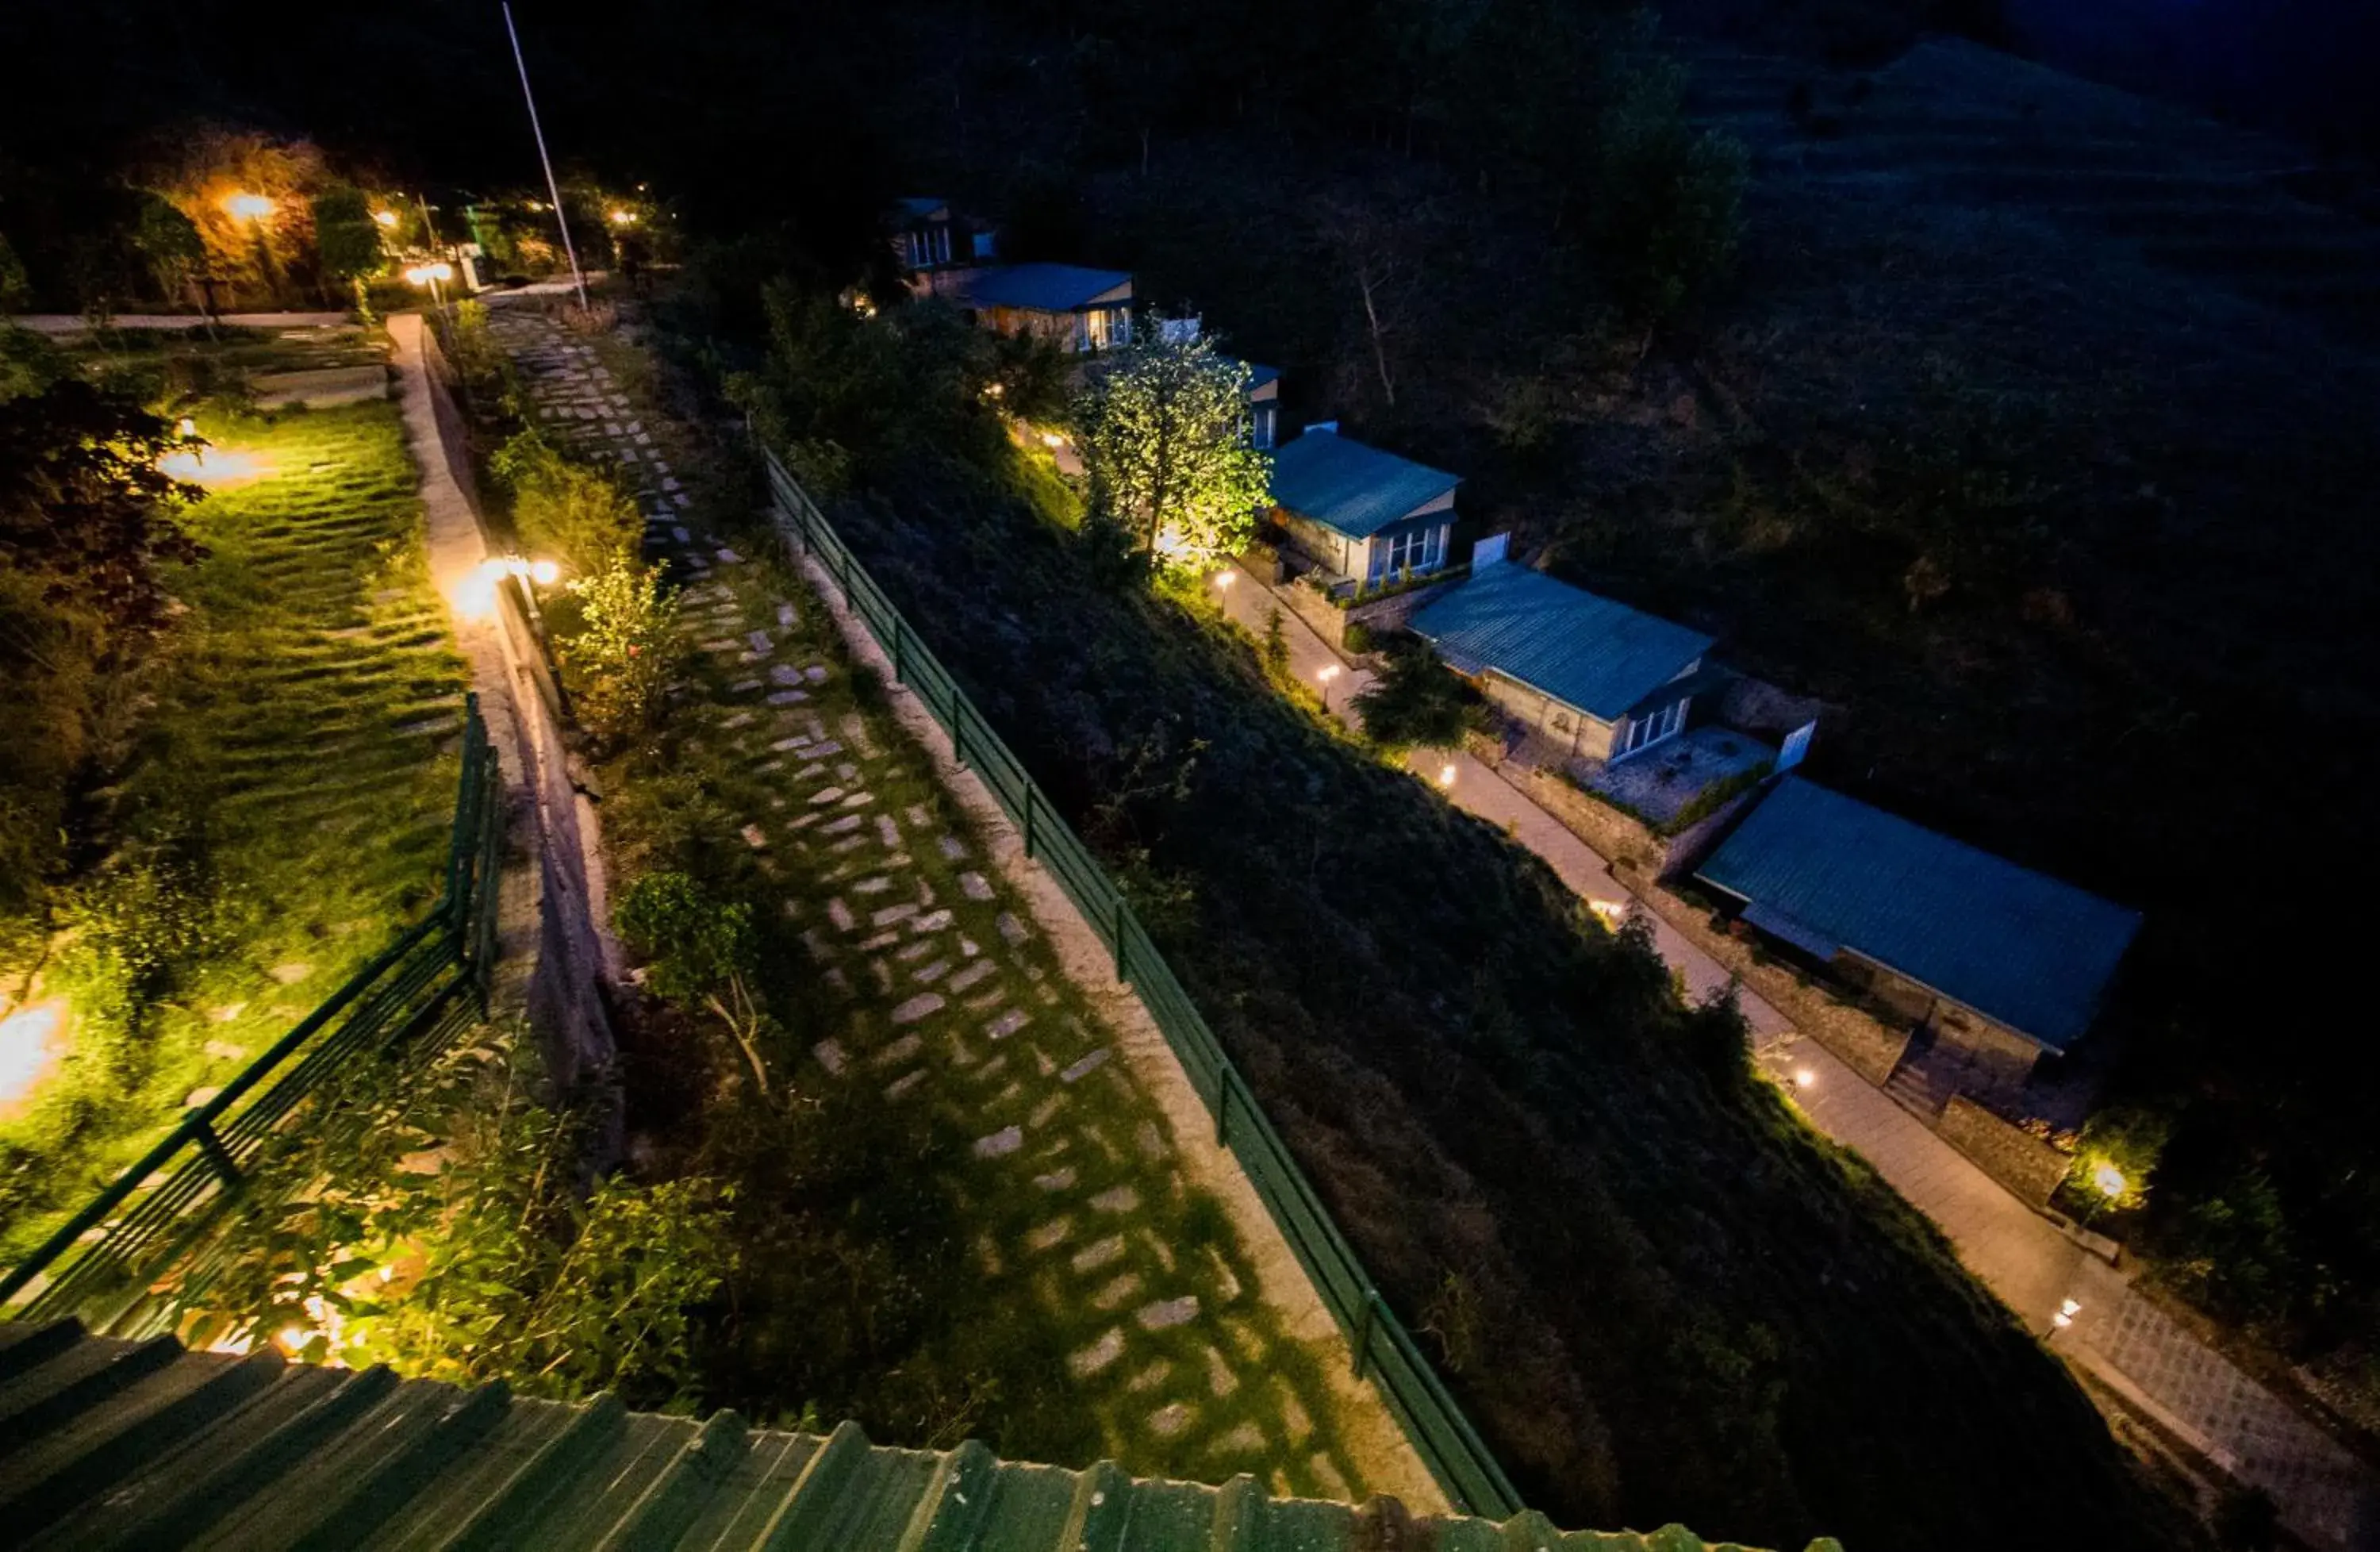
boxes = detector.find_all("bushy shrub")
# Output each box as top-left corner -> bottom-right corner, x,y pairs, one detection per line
493,429 -> 643,573
1353,636 -> 1484,747
563,555 -> 683,744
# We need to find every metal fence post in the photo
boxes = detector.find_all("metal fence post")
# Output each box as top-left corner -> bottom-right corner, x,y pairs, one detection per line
1022,785 -> 1036,859
190,1116 -> 240,1186
1215,1074 -> 1231,1147
1353,1288 -> 1378,1378
891,618 -> 906,685
837,543 -> 852,606
1113,900 -> 1129,982
950,693 -> 969,768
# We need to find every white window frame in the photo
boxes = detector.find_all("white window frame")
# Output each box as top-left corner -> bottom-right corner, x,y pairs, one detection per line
1367,523 -> 1445,584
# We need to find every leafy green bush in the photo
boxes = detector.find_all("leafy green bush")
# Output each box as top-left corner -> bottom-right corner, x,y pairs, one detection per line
616,870 -> 774,1097
1341,620 -> 1375,654
562,554 -> 683,743
493,429 -> 643,573
1353,636 -> 1484,748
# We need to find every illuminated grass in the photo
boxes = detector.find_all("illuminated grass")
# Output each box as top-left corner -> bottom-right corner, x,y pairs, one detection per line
0,398 -> 467,1262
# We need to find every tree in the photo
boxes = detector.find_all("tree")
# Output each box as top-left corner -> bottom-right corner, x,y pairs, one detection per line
132,194 -> 207,309
310,184 -> 384,313
1074,326 -> 1270,570
616,870 -> 775,1099
0,229 -> 29,316
1353,636 -> 1481,747
0,359 -> 204,633
1590,58 -> 1747,325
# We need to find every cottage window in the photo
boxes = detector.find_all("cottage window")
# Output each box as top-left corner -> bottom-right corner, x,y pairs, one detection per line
1368,523 -> 1446,583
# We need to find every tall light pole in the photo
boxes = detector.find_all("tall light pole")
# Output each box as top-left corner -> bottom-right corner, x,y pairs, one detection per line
503,2 -> 589,309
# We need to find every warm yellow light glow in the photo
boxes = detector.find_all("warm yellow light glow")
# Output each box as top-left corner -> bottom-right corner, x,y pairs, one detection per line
223,191 -> 274,221
2091,1162 -> 2128,1200
1587,897 -> 1629,929
371,209 -> 399,229
1039,431 -> 1066,448
983,381 -> 1004,398
609,208 -> 637,225
1437,763 -> 1458,788
403,262 -> 455,286
176,417 -> 198,437
1793,1066 -> 1817,1089
1213,570 -> 1236,590
528,558 -> 561,586
0,999 -> 68,1112
1317,665 -> 1342,684
274,1327 -> 309,1354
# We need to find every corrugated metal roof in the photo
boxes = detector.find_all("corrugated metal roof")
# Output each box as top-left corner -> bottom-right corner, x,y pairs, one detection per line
962,263 -> 1133,313
1409,563 -> 1714,722
1697,777 -> 2141,1051
1269,430 -> 1461,540
0,1322 -> 1837,1551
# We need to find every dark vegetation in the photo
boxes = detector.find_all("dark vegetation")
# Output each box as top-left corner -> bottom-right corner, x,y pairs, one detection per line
854,0 -> 2380,1426
688,266 -> 2188,1552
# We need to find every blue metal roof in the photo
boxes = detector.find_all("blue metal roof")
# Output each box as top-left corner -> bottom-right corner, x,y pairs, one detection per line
1409,563 -> 1714,722
1269,431 -> 1461,540
0,1323 -> 1836,1552
1697,778 -> 2141,1051
962,263 -> 1132,313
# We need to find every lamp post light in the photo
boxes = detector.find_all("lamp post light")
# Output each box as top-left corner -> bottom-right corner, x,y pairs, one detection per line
404,261 -> 455,320
223,192 -> 278,305
1317,663 -> 1342,710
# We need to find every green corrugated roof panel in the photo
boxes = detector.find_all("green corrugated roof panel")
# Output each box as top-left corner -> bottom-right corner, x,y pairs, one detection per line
1697,776 -> 2142,1051
1410,563 -> 1714,723
0,1324 -> 1842,1552
1269,429 -> 1463,540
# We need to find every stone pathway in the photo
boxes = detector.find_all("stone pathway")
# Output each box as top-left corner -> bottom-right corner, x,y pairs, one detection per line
486,305 -> 1372,1500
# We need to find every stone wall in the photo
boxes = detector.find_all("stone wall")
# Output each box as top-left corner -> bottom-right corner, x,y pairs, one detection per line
1268,574 -> 1464,652
1939,1097 -> 2071,1205
1497,759 -> 1760,882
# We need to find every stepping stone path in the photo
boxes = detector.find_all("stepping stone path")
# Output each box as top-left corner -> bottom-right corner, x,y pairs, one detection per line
487,305 -> 1368,1500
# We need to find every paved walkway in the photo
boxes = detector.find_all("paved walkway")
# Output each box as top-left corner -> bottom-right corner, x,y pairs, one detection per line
483,309 -> 1434,1507
13,311 -> 354,333
1211,562 -> 2380,1550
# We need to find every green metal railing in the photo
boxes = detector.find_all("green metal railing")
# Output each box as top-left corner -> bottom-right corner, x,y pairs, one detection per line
762,454 -> 1524,1518
0,697 -> 505,1330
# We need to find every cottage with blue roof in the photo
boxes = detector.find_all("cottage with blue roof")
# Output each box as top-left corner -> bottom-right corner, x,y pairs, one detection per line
1269,426 -> 1462,591
1410,540 -> 1714,763
936,261 -> 1135,352
1697,776 -> 2141,1070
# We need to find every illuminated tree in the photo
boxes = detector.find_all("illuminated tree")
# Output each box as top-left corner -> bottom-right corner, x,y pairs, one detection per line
1074,327 -> 1269,571
310,184 -> 385,313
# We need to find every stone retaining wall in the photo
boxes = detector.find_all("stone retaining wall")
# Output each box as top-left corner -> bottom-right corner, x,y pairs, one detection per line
1938,1096 -> 2071,1205
1489,752 -> 1761,883
1269,574 -> 1464,652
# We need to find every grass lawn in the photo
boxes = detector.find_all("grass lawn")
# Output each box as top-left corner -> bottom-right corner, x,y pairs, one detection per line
490,305 -> 1377,1496
0,395 -> 468,1265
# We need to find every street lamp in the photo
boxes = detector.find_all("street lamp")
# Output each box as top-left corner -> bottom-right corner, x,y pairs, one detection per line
2091,1162 -> 2128,1200
1214,570 -> 1236,591
1316,663 -> 1342,710
1437,762 -> 1457,788
371,209 -> 399,229
404,261 -> 455,318
222,191 -> 274,221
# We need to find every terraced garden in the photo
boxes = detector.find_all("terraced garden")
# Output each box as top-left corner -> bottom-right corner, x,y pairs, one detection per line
486,305 -> 1390,1497
0,388 -> 469,1266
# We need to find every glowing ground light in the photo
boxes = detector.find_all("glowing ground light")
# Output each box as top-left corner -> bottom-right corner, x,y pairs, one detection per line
223,192 -> 273,221
1213,570 -> 1235,590
176,417 -> 198,437
0,999 -> 67,1111
2052,1297 -> 2082,1330
1438,763 -> 1458,787
372,209 -> 398,229
529,559 -> 561,586
2092,1162 -> 2129,1200
1794,1066 -> 1817,1089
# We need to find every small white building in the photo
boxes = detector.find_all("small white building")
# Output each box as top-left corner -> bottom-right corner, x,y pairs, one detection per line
1267,426 -> 1459,594
1410,540 -> 1713,763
